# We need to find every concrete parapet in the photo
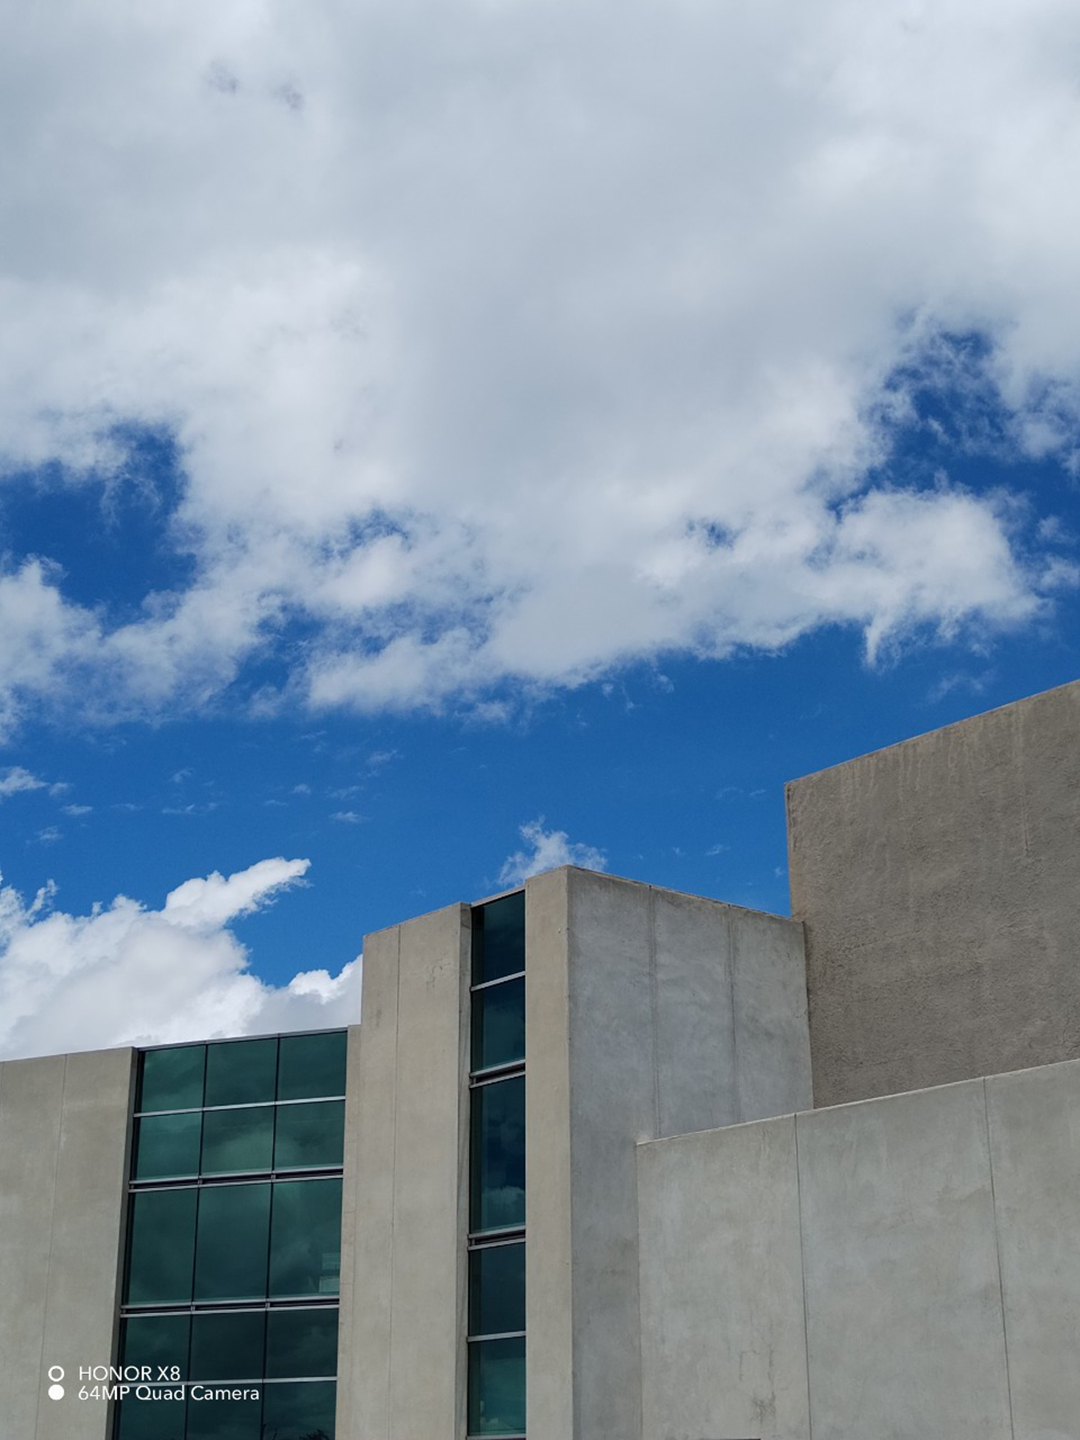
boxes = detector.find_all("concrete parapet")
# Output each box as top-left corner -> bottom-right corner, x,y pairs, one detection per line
637,1057 -> 1080,1440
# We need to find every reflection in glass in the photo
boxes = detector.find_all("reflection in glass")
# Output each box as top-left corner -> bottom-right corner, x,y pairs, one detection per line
193,1184 -> 271,1301
134,1113 -> 202,1181
139,1046 -> 205,1113
266,1309 -> 339,1379
274,1101 -> 345,1170
469,1241 -> 525,1338
189,1310 -> 265,1381
269,1179 -> 342,1298
468,1336 -> 526,1436
120,1314 -> 190,1374
185,1391 -> 262,1440
127,1190 -> 197,1305
472,892 -> 525,985
471,979 -> 525,1073
261,1380 -> 337,1439
115,1392 -> 186,1440
470,1077 -> 525,1233
201,1107 -> 274,1175
204,1037 -> 278,1107
277,1031 -> 347,1101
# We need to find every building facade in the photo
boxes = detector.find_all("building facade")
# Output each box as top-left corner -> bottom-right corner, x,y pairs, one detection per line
2,678 -> 1079,1440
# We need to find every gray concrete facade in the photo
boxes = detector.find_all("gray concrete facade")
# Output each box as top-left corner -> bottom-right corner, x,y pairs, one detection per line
787,678 -> 1080,1106
336,903 -> 471,1440
0,1047 -> 135,1440
527,867 -> 813,1440
638,1056 -> 1080,1440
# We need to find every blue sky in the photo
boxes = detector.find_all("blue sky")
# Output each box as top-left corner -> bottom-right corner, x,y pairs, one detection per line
1,0 -> 1079,1057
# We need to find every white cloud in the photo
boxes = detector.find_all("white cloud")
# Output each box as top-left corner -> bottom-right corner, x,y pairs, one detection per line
0,0 -> 1079,733
0,857 -> 361,1060
498,819 -> 607,887
0,766 -> 49,798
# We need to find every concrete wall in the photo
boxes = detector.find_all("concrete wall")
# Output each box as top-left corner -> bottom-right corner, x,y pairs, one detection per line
638,1057 -> 1080,1440
0,1047 -> 135,1440
787,678 -> 1080,1107
527,867 -> 812,1440
337,904 -> 471,1440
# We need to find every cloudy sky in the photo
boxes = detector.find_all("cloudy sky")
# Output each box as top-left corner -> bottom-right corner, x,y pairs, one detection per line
1,0 -> 1078,1057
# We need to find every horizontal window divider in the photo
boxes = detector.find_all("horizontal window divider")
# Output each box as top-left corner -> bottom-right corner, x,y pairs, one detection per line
468,1226 -> 526,1246
121,1299 -> 341,1316
467,1231 -> 526,1250
467,1329 -> 527,1344
136,1028 -> 347,1054
469,1060 -> 526,1084
130,1167 -> 343,1191
466,1433 -> 526,1440
469,1065 -> 525,1089
470,970 -> 526,992
135,1095 -> 346,1118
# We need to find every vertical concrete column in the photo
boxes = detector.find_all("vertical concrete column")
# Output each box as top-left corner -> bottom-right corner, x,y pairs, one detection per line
338,903 -> 471,1440
797,1079 -> 1011,1439
524,868 -> 574,1440
0,1055 -> 66,1439
986,1057 -> 1080,1436
0,1047 -> 134,1440
527,868 -> 811,1440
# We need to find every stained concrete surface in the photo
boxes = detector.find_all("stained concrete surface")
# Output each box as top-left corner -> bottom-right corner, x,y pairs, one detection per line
787,678 -> 1080,1105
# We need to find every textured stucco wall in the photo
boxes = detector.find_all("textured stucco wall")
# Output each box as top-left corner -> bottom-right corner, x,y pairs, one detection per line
638,1057 -> 1080,1440
336,905 -> 471,1440
787,678 -> 1080,1106
527,867 -> 812,1440
0,1047 -> 134,1440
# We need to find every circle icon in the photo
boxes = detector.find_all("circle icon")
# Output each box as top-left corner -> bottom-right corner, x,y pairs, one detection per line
48,1366 -> 64,1382
48,1385 -> 65,1401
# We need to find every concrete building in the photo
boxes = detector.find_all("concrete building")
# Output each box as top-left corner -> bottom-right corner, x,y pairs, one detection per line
2,678 -> 1079,1440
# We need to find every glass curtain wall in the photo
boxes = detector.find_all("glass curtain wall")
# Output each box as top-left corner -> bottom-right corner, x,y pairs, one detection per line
468,892 -> 526,1439
114,1031 -> 347,1440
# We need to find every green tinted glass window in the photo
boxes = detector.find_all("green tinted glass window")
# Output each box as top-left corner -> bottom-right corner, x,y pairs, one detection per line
193,1184 -> 271,1302
266,1309 -> 339,1379
469,1241 -> 525,1338
120,1314 -> 191,1374
277,1031 -> 347,1101
261,1381 -> 337,1440
189,1310 -> 266,1382
269,1178 -> 342,1298
470,1077 -> 525,1233
472,892 -> 525,985
126,1189 -> 197,1305
472,978 -> 525,1072
201,1107 -> 274,1175
274,1101 -> 345,1170
139,1046 -> 205,1113
116,1392 -> 186,1440
134,1113 -> 202,1181
204,1037 -> 278,1107
468,1336 -> 526,1436
185,1391 -> 262,1440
